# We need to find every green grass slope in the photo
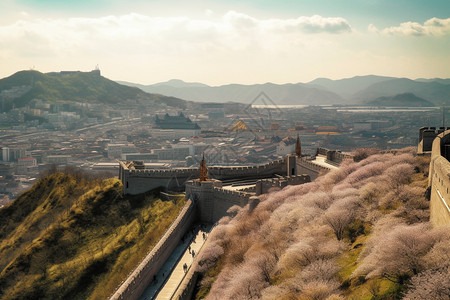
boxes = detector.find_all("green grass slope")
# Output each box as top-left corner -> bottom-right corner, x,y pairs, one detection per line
0,171 -> 186,300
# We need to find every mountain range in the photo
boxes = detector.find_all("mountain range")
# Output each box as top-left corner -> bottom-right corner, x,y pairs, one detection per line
119,75 -> 450,106
1,70 -> 449,109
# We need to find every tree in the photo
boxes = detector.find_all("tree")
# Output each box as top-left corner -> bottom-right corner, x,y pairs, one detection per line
324,209 -> 353,241
354,223 -> 437,283
403,266 -> 450,300
194,147 -> 430,299
323,196 -> 359,241
385,163 -> 415,192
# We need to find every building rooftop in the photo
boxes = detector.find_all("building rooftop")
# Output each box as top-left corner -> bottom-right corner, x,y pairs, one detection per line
154,112 -> 201,130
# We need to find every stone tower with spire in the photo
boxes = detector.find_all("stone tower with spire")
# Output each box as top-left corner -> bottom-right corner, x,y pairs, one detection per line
199,153 -> 208,181
296,134 -> 302,157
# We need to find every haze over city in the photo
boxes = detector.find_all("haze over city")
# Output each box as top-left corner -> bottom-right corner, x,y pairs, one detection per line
1,0 -> 449,85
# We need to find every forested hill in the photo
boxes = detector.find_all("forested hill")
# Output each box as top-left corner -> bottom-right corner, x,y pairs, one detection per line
0,70 -> 187,110
0,169 -> 185,300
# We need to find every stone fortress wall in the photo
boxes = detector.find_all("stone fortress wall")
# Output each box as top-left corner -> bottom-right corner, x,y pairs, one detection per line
296,157 -> 330,180
185,176 -> 311,223
317,147 -> 353,166
427,129 -> 450,227
119,158 -> 287,195
185,179 -> 254,223
119,147 -> 346,196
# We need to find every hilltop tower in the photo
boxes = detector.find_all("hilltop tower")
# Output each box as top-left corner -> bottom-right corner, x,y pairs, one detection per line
296,134 -> 302,157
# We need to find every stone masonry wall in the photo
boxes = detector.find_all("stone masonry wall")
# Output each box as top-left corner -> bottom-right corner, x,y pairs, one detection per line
211,188 -> 253,223
296,157 -> 331,180
428,130 -> 450,227
185,180 -> 253,223
317,147 -> 353,166
418,126 -> 450,154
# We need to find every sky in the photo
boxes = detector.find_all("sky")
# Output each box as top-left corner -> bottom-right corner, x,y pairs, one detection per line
0,0 -> 449,85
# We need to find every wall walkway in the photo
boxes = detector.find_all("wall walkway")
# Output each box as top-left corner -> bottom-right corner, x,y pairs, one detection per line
154,227 -> 208,299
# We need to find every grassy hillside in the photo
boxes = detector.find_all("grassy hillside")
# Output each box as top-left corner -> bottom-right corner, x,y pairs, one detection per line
0,170 -> 186,300
193,148 -> 449,299
0,70 -> 187,110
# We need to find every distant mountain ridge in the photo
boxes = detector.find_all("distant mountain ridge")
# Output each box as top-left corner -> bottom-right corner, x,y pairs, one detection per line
121,80 -> 344,105
351,78 -> 450,105
307,75 -> 396,98
120,75 -> 450,106
366,93 -> 435,107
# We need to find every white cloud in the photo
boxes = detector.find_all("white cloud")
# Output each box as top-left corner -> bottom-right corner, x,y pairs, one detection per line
375,17 -> 450,37
367,24 -> 379,34
6,11 -> 447,85
205,9 -> 214,18
0,11 -> 353,62
267,14 -> 352,34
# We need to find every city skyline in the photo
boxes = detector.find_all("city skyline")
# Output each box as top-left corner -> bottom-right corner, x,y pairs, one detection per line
1,0 -> 449,85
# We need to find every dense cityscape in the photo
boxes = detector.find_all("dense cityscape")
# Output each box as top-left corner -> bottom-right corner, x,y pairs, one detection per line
0,82 -> 443,205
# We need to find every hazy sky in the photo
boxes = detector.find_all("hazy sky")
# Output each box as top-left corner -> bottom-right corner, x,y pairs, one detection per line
1,0 -> 449,85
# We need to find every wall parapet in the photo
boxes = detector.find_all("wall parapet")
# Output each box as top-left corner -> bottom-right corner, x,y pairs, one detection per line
212,187 -> 252,199
418,126 -> 450,154
298,157 -> 331,172
296,157 -> 332,181
317,147 -> 353,165
428,130 -> 450,227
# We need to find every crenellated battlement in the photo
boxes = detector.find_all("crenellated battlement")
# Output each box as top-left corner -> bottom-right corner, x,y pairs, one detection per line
212,187 -> 252,199
297,157 -> 330,171
418,126 -> 450,155
126,168 -> 198,177
296,156 -> 334,181
316,147 -> 353,166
